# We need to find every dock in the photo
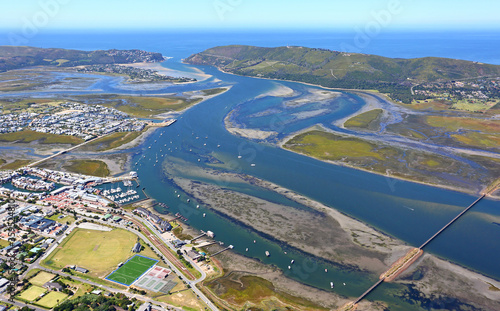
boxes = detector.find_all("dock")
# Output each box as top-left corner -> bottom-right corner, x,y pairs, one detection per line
210,245 -> 234,257
146,119 -> 176,127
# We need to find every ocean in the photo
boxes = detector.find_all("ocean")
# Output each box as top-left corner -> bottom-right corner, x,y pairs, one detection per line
0,29 -> 499,310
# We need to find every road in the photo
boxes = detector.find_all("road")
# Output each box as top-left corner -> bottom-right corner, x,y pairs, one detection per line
27,135 -> 104,168
120,213 -> 217,310
18,212 -> 218,311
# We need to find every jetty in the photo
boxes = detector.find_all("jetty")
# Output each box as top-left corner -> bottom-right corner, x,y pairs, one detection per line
210,245 -> 234,257
146,119 -> 176,127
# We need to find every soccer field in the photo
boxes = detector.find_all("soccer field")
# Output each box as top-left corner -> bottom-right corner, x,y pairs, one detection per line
105,255 -> 158,286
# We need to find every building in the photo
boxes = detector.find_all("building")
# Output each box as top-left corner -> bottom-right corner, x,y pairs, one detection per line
173,239 -> 186,248
0,278 -> 9,291
132,242 -> 142,253
44,282 -> 63,292
187,250 -> 202,261
74,266 -> 88,273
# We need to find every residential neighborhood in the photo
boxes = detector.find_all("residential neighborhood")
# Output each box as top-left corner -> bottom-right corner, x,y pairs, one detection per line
0,102 -> 146,139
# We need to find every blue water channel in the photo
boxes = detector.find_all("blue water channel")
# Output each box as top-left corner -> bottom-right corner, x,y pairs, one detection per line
1,31 -> 499,309
128,63 -> 500,308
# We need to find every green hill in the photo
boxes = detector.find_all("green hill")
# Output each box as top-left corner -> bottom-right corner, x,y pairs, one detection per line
185,45 -> 500,103
0,46 -> 164,72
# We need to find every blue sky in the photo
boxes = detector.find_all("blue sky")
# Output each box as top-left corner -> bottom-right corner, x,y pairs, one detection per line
1,0 -> 499,31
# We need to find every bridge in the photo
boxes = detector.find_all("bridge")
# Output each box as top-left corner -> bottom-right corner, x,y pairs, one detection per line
337,188 -> 492,311
27,135 -> 104,168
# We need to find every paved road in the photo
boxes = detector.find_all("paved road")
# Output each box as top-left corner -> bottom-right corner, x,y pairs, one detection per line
0,295 -> 46,311
27,135 -> 105,168
121,213 -> 218,311
16,209 -> 218,310
81,213 -> 218,311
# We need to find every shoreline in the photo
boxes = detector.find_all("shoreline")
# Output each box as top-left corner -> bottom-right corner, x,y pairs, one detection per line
184,60 -> 396,100
119,61 -> 212,83
157,86 -> 232,119
195,63 -> 499,197
163,162 -> 500,309
278,124 -> 484,197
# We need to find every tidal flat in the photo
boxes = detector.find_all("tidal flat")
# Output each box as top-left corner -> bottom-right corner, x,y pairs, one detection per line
162,159 -> 500,311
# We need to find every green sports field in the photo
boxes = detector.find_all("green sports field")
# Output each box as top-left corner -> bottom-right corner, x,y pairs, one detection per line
42,228 -> 138,278
105,255 -> 158,286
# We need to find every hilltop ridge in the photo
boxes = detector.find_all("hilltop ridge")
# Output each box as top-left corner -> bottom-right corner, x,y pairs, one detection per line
0,46 -> 164,72
185,45 -> 500,103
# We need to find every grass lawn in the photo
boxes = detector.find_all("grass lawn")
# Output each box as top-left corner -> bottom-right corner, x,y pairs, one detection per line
344,109 -> 383,129
64,159 -> 110,177
0,239 -> 9,248
0,130 -> 83,145
42,228 -> 138,278
16,285 -> 46,302
59,278 -> 93,298
48,213 -> 76,225
29,271 -> 56,286
105,255 -> 158,286
0,159 -> 32,170
37,291 -> 68,308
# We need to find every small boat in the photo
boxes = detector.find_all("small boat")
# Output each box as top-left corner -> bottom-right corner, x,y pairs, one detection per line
253,240 -> 256,244
196,205 -> 200,208
187,199 -> 190,202
325,269 -> 328,273
198,159 -> 201,162
288,266 -> 291,270
265,251 -> 270,257
203,213 -> 206,218
177,194 -> 180,198
250,163 -> 256,167
330,282 -> 334,289
291,260 -> 295,264
237,155 -> 242,159
203,143 -> 206,146
245,248 -> 248,252
343,283 -> 346,286
148,146 -> 151,149
217,144 -> 220,148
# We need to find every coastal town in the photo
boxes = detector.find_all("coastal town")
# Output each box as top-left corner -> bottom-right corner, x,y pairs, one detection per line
412,77 -> 500,111
77,64 -> 197,83
0,102 -> 146,139
0,166 -> 218,311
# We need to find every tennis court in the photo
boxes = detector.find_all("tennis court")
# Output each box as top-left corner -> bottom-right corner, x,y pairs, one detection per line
105,255 -> 158,286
